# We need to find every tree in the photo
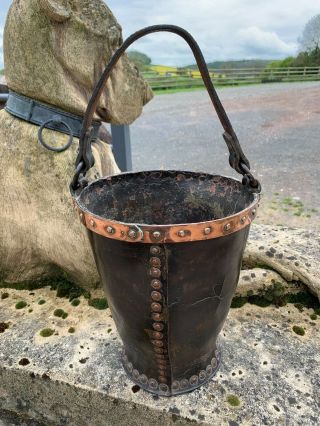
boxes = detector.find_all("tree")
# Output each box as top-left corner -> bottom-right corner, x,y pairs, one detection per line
127,51 -> 152,71
299,14 -> 320,51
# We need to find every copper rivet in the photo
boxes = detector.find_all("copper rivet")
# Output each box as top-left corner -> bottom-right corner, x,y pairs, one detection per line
128,229 -> 137,240
127,362 -> 133,373
180,379 -> 189,389
89,219 -> 96,228
204,227 -> 212,235
132,369 -> 139,379
139,374 -> 148,384
178,230 -> 186,237
151,291 -> 162,302
152,340 -> 164,347
148,378 -> 158,389
199,370 -> 207,381
224,223 -> 231,232
150,246 -> 161,255
151,279 -> 162,290
172,381 -> 180,390
240,216 -> 246,224
152,331 -> 163,339
206,365 -> 213,375
106,226 -> 115,234
211,357 -> 218,368
153,322 -> 164,331
150,257 -> 161,267
152,231 -> 161,240
150,267 -> 161,278
152,313 -> 163,322
189,375 -> 199,386
159,384 -> 169,392
151,302 -> 162,313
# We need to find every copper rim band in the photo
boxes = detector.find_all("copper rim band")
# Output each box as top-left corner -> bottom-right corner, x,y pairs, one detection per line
73,196 -> 259,244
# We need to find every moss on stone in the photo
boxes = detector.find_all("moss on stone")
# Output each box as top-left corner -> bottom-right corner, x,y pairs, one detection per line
40,328 -> 55,337
292,326 -> 305,336
310,313 -> 317,320
1,292 -> 9,299
0,322 -> 9,333
38,299 -> 46,305
0,276 -> 89,302
53,309 -> 68,319
15,301 -> 27,309
227,394 -> 240,407
88,298 -> 108,310
71,299 -> 80,307
231,297 -> 248,308
68,327 -> 76,334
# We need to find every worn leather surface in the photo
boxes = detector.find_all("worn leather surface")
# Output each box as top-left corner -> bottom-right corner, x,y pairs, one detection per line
88,226 -> 249,396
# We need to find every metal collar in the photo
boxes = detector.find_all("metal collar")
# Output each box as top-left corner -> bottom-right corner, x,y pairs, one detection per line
5,90 -> 101,152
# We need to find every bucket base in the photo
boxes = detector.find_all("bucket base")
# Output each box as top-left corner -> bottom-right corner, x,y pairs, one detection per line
121,348 -> 221,397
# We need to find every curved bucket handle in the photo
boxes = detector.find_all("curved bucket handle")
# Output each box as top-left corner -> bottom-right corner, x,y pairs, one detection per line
71,25 -> 261,193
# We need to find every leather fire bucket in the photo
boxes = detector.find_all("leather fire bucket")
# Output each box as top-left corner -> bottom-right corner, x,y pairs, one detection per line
71,25 -> 261,397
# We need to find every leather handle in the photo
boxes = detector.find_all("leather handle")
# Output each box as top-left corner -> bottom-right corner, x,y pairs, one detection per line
73,25 -> 260,193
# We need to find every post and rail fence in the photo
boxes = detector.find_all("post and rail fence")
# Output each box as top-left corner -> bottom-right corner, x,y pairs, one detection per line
143,66 -> 320,90
0,66 -> 319,171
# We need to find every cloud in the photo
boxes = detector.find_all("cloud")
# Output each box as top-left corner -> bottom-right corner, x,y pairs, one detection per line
0,0 -> 319,67
237,26 -> 298,58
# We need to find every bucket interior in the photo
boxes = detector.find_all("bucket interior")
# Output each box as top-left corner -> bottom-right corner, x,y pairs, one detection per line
78,171 -> 255,225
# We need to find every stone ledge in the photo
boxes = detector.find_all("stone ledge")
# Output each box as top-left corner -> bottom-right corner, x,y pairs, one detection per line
0,287 -> 318,426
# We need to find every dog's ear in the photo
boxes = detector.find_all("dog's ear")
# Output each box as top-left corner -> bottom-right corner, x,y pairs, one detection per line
39,0 -> 71,23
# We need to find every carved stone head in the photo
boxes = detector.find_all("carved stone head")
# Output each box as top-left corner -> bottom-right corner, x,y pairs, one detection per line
4,0 -> 153,124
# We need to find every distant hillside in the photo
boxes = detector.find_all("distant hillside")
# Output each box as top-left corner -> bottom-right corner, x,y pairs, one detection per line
186,59 -> 274,69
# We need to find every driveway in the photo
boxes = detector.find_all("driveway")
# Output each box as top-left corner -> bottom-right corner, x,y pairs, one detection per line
130,82 -> 320,229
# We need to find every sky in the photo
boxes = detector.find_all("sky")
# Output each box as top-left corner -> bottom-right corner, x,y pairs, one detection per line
0,0 -> 319,67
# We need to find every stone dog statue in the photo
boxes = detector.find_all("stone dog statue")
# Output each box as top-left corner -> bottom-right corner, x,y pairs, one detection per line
0,0 -> 153,290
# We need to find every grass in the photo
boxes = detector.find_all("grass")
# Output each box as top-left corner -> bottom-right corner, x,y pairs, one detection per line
53,309 -> 68,319
292,326 -> 305,336
88,298 -> 108,310
269,194 -> 318,218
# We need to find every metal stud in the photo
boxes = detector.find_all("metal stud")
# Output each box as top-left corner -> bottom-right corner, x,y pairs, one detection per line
189,375 -> 199,386
150,246 -> 161,255
152,331 -> 164,340
106,226 -> 115,234
139,374 -> 148,384
159,383 -> 169,392
148,378 -> 158,390
150,267 -> 161,278
199,370 -> 207,382
132,369 -> 140,380
151,291 -> 162,302
152,231 -> 162,240
211,357 -> 218,368
127,362 -> 133,373
151,279 -> 162,290
204,227 -> 212,235
224,223 -> 231,232
150,257 -> 161,267
153,322 -> 164,331
152,313 -> 163,322
89,219 -> 96,228
178,230 -> 186,237
206,365 -> 213,375
240,216 -> 246,225
180,379 -> 189,389
172,381 -> 180,391
151,302 -> 162,313
151,340 -> 164,347
128,229 -> 138,240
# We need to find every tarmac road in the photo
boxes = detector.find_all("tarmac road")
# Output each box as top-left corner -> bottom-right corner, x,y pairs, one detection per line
130,81 -> 320,229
